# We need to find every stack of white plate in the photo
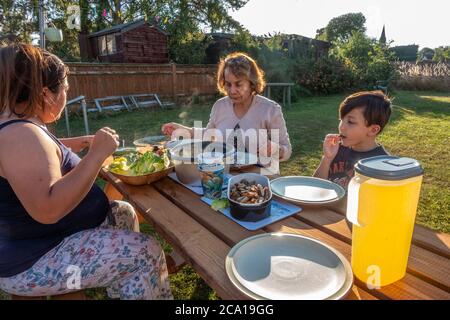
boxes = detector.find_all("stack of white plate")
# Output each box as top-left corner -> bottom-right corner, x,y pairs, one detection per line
225,233 -> 353,300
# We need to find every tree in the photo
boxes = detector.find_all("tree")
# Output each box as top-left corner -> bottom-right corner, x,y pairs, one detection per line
433,46 -> 450,63
1,0 -> 248,62
334,31 -> 397,85
319,12 -> 366,43
0,0 -> 37,43
391,45 -> 419,61
418,47 -> 435,62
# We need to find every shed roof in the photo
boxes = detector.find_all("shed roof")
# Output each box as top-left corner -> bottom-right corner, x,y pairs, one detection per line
88,18 -> 168,38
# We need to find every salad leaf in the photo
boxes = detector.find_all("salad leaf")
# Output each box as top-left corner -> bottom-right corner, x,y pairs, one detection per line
211,198 -> 229,211
109,148 -> 170,176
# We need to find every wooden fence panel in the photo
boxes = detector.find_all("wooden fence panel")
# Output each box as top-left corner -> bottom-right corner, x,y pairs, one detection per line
66,63 -> 217,103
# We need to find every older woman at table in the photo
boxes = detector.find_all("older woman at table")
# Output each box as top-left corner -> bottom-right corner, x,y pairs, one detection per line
162,52 -> 292,162
0,43 -> 172,299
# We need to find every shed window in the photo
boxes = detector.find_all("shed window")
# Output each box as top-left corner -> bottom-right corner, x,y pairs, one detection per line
98,33 -> 117,55
107,34 -> 117,53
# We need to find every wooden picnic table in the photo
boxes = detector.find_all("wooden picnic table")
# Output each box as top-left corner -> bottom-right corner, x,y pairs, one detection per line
100,166 -> 450,300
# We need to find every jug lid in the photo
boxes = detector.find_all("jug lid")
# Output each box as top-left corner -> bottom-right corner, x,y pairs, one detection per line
354,155 -> 423,180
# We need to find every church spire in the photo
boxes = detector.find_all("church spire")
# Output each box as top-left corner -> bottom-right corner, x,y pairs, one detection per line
379,25 -> 386,45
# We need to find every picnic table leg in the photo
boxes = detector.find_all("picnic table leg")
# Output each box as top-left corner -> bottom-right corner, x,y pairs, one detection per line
81,99 -> 89,135
104,182 -> 123,201
288,85 -> 292,109
64,107 -> 71,137
104,182 -> 145,224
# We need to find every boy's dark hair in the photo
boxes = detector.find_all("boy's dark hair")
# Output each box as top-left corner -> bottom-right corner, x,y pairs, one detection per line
339,90 -> 392,133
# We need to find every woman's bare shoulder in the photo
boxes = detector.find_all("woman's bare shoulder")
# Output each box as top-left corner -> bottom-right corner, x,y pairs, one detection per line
0,121 -> 56,155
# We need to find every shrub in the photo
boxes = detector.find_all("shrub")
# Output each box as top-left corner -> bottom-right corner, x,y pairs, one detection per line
293,55 -> 355,94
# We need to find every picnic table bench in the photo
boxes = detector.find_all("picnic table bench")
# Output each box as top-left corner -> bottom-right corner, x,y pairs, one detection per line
100,166 -> 450,300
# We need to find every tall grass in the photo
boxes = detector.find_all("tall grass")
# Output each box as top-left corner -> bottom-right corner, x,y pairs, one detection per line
394,62 -> 450,91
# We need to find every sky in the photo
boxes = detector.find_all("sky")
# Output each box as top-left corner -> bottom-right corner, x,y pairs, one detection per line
229,0 -> 450,49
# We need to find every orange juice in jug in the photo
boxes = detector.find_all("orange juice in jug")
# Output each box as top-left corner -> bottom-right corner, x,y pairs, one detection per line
347,156 -> 423,287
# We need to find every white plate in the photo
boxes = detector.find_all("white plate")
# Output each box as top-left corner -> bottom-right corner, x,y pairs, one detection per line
133,135 -> 168,147
231,152 -> 259,168
226,233 -> 353,300
270,176 -> 346,205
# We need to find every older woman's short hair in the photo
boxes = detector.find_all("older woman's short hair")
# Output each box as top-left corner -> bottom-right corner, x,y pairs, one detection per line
216,52 -> 266,95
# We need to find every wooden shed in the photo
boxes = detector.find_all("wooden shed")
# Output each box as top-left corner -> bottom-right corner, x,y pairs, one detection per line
79,19 -> 169,63
280,34 -> 331,60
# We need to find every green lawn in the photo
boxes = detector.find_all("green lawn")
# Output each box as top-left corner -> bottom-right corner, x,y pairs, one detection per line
1,90 -> 448,300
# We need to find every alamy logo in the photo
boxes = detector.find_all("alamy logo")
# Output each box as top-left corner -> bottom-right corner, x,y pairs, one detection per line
66,265 -> 81,290
170,121 -> 281,175
366,265 -> 381,289
66,5 -> 81,30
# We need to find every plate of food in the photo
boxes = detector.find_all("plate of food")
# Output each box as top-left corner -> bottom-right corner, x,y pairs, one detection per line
107,145 -> 173,185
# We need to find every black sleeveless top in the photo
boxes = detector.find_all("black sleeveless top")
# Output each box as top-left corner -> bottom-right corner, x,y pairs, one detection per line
0,120 -> 109,277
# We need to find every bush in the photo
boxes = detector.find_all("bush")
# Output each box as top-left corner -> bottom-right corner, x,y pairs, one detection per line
333,32 -> 397,89
293,55 -> 355,94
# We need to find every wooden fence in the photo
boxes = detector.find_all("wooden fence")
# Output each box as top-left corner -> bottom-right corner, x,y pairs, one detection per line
66,62 -> 218,103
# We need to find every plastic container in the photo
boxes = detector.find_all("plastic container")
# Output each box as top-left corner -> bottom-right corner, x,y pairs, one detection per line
347,155 -> 424,287
170,140 -> 234,184
198,152 -> 225,199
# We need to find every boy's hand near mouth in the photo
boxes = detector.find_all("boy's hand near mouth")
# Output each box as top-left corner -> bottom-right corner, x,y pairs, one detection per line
323,134 -> 342,160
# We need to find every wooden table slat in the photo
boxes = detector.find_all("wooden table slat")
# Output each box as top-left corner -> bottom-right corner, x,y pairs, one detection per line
100,169 -> 449,300
152,176 -> 449,300
292,206 -> 450,292
153,178 -> 262,247
150,177 -> 378,300
263,217 -> 450,300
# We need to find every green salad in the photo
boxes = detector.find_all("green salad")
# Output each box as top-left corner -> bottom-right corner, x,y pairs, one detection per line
109,146 -> 170,176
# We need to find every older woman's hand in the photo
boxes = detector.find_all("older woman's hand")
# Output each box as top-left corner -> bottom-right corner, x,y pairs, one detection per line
89,127 -> 120,161
161,122 -> 191,137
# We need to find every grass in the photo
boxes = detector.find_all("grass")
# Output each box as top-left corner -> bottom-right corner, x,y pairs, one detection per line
1,90 -> 448,300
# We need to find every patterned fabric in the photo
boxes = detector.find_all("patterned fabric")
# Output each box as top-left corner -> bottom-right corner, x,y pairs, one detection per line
0,201 -> 173,300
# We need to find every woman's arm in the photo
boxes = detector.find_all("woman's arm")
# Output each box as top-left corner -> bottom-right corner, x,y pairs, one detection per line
162,100 -> 220,139
0,124 -> 118,224
60,135 -> 94,153
267,105 -> 292,161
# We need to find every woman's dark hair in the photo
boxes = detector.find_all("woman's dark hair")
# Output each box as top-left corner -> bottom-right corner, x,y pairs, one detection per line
0,43 -> 69,118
